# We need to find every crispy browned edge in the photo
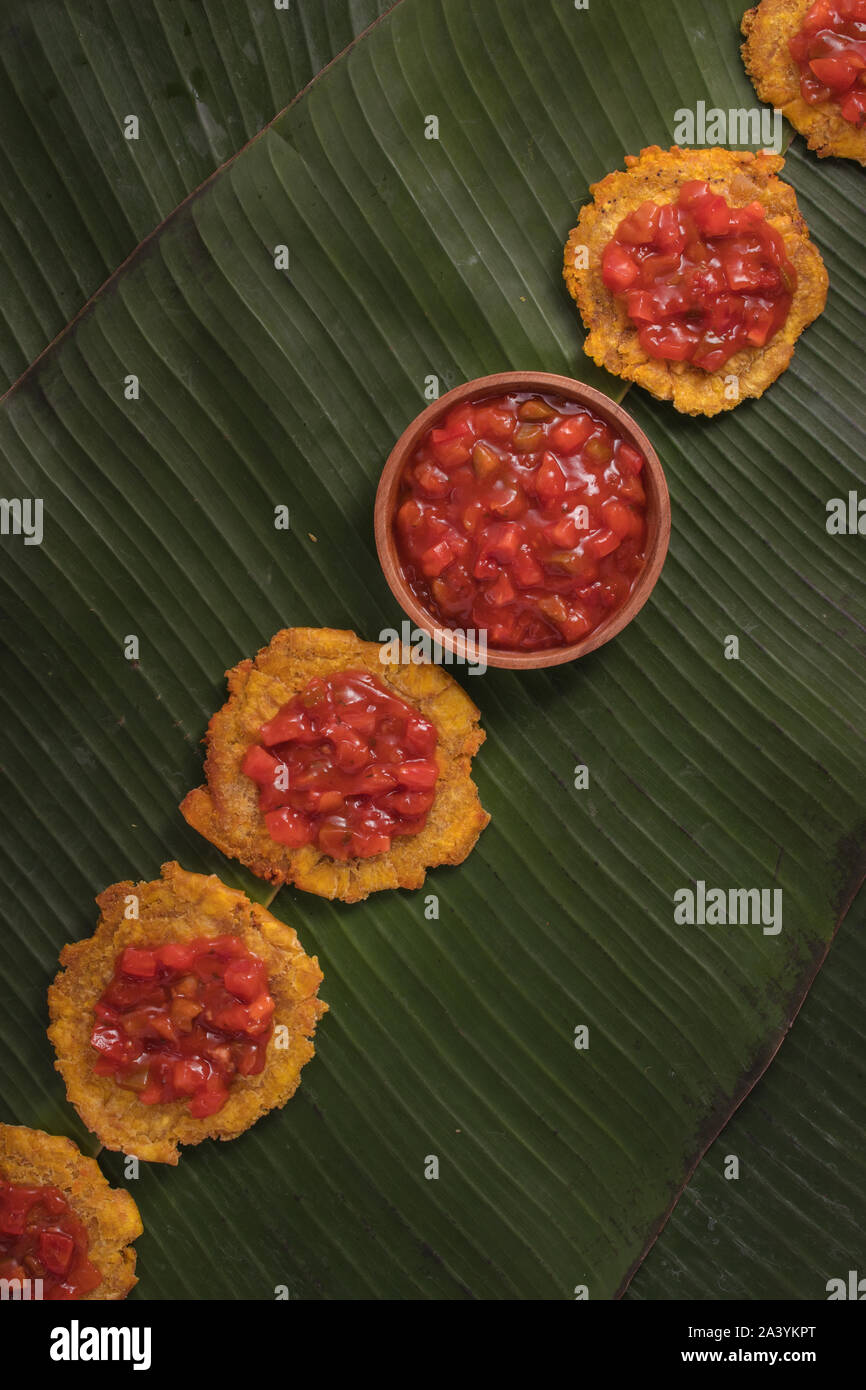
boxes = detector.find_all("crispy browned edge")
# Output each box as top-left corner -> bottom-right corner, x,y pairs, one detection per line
179,626 -> 491,903
742,0 -> 866,165
563,145 -> 828,416
47,861 -> 328,1165
0,1123 -> 142,1298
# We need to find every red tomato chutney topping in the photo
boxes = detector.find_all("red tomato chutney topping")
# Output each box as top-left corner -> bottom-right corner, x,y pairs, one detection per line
0,1175 -> 101,1299
242,670 -> 439,860
601,181 -> 797,371
789,0 -> 866,125
393,392 -> 648,651
91,936 -> 275,1118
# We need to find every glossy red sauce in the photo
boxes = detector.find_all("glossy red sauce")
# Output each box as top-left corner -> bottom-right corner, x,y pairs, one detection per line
243,670 -> 439,860
393,391 -> 648,651
601,181 -> 796,371
91,936 -> 274,1118
789,0 -> 866,124
0,1175 -> 101,1299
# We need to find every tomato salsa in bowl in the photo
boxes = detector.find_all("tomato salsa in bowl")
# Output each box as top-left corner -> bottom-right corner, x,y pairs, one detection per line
375,373 -> 670,670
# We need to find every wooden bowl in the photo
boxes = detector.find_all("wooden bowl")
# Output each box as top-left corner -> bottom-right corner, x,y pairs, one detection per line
374,372 -> 671,670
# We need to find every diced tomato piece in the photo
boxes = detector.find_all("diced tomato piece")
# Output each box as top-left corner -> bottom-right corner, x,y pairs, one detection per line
637,323 -> 696,361
617,473 -> 646,505
624,290 -> 656,323
736,200 -> 765,227
603,499 -> 644,539
806,0 -> 837,23
431,436 -> 472,470
260,708 -> 310,746
472,404 -> 514,441
744,305 -> 774,347
172,1058 -> 209,1094
420,538 -> 456,577
445,403 -> 475,435
414,461 -> 452,497
535,451 -> 566,507
558,603 -> 592,643
693,342 -> 730,372
431,407 -> 473,443
317,821 -> 355,859
488,480 -> 526,520
258,779 -> 290,811
545,514 -> 582,548
511,545 -> 545,587
678,180 -> 711,208
601,241 -> 639,292
809,56 -> 859,89
615,200 -> 661,245
548,412 -> 594,454
486,572 -> 516,606
589,527 -> 621,558
224,956 -> 268,1003
120,947 -> 158,979
350,830 -> 391,858
158,941 -> 197,972
247,992 -> 275,1028
37,1230 -> 74,1276
393,759 -> 439,790
354,765 -> 398,794
189,1082 -> 230,1119
479,521 -> 521,562
264,806 -> 315,847
656,201 -> 686,252
616,442 -> 644,475
459,499 -> 486,535
396,498 -> 424,535
405,714 -> 437,756
840,88 -> 866,123
692,193 -> 731,237
213,1001 -> 252,1033
338,703 -> 378,736
472,553 -> 498,581
722,250 -> 765,292
241,744 -> 281,783
211,935 -> 249,959
789,32 -> 810,63
331,724 -> 369,772
236,1043 -> 267,1076
385,789 -> 436,817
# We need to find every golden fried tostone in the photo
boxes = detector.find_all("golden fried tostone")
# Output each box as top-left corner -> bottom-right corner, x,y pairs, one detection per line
563,145 -> 828,416
48,862 -> 327,1165
180,627 -> 490,903
742,0 -> 866,165
0,1123 -> 142,1298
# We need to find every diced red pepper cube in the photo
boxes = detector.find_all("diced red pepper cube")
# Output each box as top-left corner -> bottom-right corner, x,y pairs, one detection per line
120,947 -> 158,979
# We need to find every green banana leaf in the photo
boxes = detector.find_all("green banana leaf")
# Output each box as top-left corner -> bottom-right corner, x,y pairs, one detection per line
0,0 -> 392,390
631,881 -> 866,1299
1,0 -> 864,1299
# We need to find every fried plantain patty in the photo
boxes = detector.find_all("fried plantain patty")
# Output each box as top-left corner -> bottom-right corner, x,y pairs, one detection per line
48,862 -> 327,1165
742,0 -> 866,165
0,1123 -> 142,1297
563,145 -> 828,416
180,627 -> 490,903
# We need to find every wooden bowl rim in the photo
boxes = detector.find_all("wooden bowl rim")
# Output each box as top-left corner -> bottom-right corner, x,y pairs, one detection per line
374,371 -> 671,671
